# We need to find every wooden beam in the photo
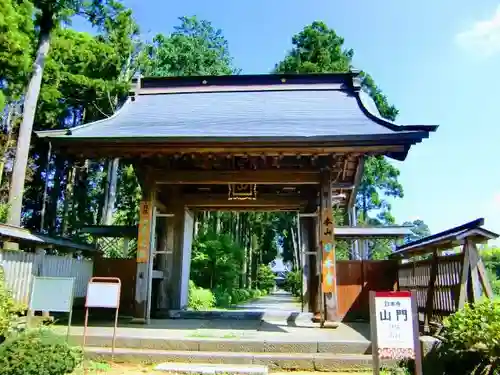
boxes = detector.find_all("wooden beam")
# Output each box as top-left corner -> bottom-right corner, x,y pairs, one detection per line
156,170 -> 322,185
60,144 -> 407,158
183,193 -> 308,209
155,169 -> 356,186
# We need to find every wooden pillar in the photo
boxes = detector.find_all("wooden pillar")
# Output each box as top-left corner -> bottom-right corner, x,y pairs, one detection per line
166,190 -> 194,310
300,216 -> 313,312
134,184 -> 155,322
424,248 -> 438,333
303,216 -> 320,315
167,190 -> 184,310
180,209 -> 195,308
156,217 -> 169,313
320,169 -> 338,322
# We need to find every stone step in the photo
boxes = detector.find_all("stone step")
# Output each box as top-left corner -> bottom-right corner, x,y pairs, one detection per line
85,347 -> 384,371
154,362 -> 268,375
167,310 -> 314,322
70,335 -> 371,354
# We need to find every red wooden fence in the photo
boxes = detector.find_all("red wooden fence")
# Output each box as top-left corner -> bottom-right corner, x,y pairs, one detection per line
337,260 -> 399,321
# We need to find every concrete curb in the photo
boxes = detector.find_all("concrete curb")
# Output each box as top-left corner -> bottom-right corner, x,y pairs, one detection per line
69,335 -> 372,354
84,347 -> 385,371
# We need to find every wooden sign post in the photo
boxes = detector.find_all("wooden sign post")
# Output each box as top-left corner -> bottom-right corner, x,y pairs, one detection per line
369,291 -> 422,375
83,277 -> 121,358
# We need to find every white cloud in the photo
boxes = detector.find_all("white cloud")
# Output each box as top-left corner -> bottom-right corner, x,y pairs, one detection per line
455,5 -> 500,57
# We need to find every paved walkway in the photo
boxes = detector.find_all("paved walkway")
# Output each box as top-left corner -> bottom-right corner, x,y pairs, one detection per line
235,291 -> 302,312
56,292 -> 370,342
58,319 -> 370,342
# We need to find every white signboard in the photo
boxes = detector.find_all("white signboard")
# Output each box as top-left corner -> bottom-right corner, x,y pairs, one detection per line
86,282 -> 120,308
370,290 -> 422,375
29,277 -> 75,313
374,294 -> 415,358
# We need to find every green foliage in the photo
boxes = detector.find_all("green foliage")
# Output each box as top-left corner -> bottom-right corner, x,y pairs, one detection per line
437,299 -> 500,374
0,266 -> 24,339
256,265 -> 275,292
191,230 -> 244,291
0,0 -> 34,99
188,280 -> 215,311
0,328 -> 83,375
0,202 -> 9,223
141,16 -> 238,77
213,287 -> 265,308
275,21 -> 407,259
381,367 -> 412,375
284,270 -> 301,297
274,21 -> 353,73
113,164 -> 141,226
482,246 -> 500,296
402,219 -> 431,244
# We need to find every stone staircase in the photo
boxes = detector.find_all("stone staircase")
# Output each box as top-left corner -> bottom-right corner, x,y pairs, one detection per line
74,333 -> 380,372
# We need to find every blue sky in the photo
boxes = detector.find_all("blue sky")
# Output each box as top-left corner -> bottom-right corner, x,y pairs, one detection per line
111,0 -> 500,237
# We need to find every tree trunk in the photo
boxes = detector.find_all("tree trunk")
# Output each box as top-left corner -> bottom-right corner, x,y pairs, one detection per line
48,158 -> 64,235
291,226 -> 298,270
8,31 -> 51,227
0,104 -> 14,186
39,143 -> 52,232
61,165 -> 75,236
102,157 -> 119,225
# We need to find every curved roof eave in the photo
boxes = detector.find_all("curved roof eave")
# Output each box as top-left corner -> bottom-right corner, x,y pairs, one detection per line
35,98 -> 133,138
356,90 -> 438,133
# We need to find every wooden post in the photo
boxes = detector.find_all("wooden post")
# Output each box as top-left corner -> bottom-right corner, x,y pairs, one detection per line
475,244 -> 494,299
424,248 -> 438,333
133,183 -> 155,322
457,238 -> 494,310
320,169 -> 338,323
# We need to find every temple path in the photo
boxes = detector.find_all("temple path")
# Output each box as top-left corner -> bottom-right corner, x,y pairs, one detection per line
234,290 -> 302,312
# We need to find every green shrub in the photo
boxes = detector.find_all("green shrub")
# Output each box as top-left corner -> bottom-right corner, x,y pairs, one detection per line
188,280 -> 215,310
492,279 -> 500,297
213,287 -> 263,308
0,266 -> 24,340
0,329 -> 83,375
438,299 -> 500,374
284,270 -> 301,297
256,265 -> 275,292
213,287 -> 232,308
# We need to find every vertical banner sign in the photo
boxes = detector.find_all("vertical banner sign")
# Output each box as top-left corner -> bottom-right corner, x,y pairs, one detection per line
320,170 -> 337,323
320,172 -> 336,294
137,200 -> 152,263
369,291 -> 423,375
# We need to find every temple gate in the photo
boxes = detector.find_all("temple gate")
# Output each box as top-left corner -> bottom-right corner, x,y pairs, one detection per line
37,72 -> 436,324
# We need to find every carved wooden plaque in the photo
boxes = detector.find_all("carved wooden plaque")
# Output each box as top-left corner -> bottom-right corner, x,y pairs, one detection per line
228,184 -> 257,200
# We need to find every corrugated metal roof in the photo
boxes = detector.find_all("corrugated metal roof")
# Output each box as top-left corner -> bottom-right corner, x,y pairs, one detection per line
0,224 -> 95,252
43,91 -> 397,139
36,73 -> 437,142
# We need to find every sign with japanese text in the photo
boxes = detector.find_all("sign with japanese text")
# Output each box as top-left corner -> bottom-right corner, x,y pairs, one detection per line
370,291 -> 422,375
137,200 -> 152,263
320,184 -> 336,294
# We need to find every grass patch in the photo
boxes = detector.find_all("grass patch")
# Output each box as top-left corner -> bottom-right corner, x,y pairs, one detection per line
72,361 -> 151,374
187,331 -> 239,339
